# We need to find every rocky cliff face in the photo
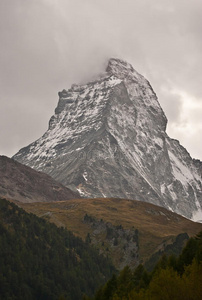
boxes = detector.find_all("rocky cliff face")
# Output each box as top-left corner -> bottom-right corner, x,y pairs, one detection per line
83,214 -> 139,270
13,58 -> 202,220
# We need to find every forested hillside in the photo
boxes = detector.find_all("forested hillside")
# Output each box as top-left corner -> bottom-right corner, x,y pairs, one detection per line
88,231 -> 202,300
1,196 -> 202,300
19,198 -> 202,269
0,198 -> 115,300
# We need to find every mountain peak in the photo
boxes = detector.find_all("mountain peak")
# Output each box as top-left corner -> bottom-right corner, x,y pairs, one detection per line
106,58 -> 141,80
13,59 -> 202,220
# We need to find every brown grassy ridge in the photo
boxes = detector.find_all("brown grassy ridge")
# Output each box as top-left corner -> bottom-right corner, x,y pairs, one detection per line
16,197 -> 202,263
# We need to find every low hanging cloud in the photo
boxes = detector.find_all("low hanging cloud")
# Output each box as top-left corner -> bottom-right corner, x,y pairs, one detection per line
0,0 -> 202,159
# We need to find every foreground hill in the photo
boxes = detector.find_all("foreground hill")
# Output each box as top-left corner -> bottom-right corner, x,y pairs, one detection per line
0,197 -> 115,300
0,155 -> 79,203
88,232 -> 202,300
13,58 -> 202,220
18,197 -> 202,269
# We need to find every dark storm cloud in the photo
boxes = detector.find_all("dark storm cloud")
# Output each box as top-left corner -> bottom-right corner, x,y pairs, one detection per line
0,0 -> 201,159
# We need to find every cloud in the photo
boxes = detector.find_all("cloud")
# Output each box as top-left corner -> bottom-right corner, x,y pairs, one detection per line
165,89 -> 202,159
0,0 -> 202,160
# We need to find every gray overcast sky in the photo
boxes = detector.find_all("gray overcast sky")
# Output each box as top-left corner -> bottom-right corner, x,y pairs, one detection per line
0,0 -> 202,160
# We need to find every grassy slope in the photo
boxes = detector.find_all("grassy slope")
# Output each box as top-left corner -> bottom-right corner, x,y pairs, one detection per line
17,197 -> 202,264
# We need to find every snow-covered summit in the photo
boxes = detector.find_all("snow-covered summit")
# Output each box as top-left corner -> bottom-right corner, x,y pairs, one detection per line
13,58 -> 202,220
107,58 -> 142,79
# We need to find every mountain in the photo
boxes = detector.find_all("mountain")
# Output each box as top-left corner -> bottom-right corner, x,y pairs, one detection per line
13,58 -> 202,219
0,155 -> 79,203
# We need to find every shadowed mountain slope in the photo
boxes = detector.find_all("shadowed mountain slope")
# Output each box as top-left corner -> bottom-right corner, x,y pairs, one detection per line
0,155 -> 80,203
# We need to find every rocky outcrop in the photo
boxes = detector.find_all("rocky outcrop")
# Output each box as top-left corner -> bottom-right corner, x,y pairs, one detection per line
13,58 -> 202,219
83,213 -> 139,270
